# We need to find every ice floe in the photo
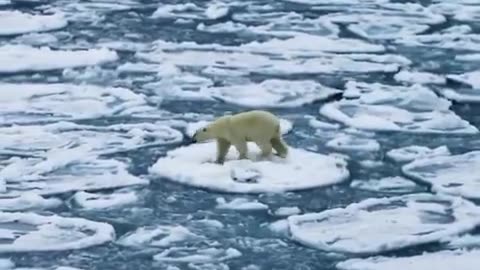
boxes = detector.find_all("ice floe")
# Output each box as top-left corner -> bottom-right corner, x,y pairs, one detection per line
320,81 -> 478,134
0,212 -> 114,252
0,83 -> 146,124
394,70 -> 446,85
0,193 -> 62,211
350,176 -> 419,194
403,151 -> 480,199
272,207 -> 301,217
0,121 -> 182,156
396,29 -> 480,51
337,249 -> 480,270
201,79 -> 341,108
326,134 -> 380,152
149,142 -> 349,194
387,145 -> 451,163
439,71 -> 480,102
205,2 -> 229,20
288,193 -> 480,254
117,225 -> 202,248
0,45 -> 118,74
153,247 -> 242,263
0,11 -> 67,36
0,148 -> 148,196
71,190 -> 138,210
216,197 -> 268,211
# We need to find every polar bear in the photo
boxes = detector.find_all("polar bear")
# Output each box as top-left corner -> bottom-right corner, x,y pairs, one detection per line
192,110 -> 289,164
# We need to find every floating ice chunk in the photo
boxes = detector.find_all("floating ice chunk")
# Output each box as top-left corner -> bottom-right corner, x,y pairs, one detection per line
149,143 -> 349,194
268,219 -> 289,234
397,31 -> 480,51
205,2 -> 229,19
307,118 -> 340,130
403,151 -> 480,199
326,134 -> 380,152
394,70 -> 446,85
448,71 -> 480,89
0,259 -> 13,269
387,145 -> 451,163
0,83 -> 146,124
0,11 -> 67,36
117,225 -> 201,248
443,234 -> 480,248
350,176 -> 419,193
0,0 -> 10,5
152,3 -> 204,20
320,81 -> 478,134
0,212 -> 114,252
443,71 -> 480,102
0,45 -> 118,74
202,79 -> 341,108
281,0 -> 388,6
273,207 -> 301,217
153,247 -> 242,263
0,122 -> 182,156
337,249 -> 480,270
12,32 -> 60,46
288,193 -> 480,254
0,151 -> 148,196
71,190 -> 138,210
456,54 -> 480,61
0,193 -> 62,211
216,197 -> 268,211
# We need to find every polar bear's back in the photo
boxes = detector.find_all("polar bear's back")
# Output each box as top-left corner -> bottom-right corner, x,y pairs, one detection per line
228,110 -> 280,141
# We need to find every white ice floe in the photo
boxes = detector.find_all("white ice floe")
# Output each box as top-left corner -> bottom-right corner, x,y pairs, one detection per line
272,207 -> 301,217
0,121 -> 182,156
320,81 -> 478,134
205,2 -> 229,19
71,190 -> 138,210
0,11 -> 67,36
444,234 -> 480,249
288,193 -> 480,254
149,143 -> 349,194
117,225 -> 202,248
396,30 -> 480,51
0,0 -> 10,5
282,0 -> 388,5
326,134 -> 380,152
448,71 -> 480,89
0,148 -> 148,196
350,176 -> 419,193
0,212 -> 114,252
439,71 -> 480,102
215,197 -> 268,211
403,151 -> 480,199
0,193 -> 62,211
394,70 -> 446,85
202,79 -> 340,108
337,249 -> 480,270
456,54 -> 480,61
0,45 -> 118,74
152,3 -> 204,20
153,247 -> 242,263
0,83 -> 146,124
387,145 -> 451,163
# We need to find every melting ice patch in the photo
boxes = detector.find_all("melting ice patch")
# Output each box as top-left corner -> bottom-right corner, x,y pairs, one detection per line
117,225 -> 202,248
0,45 -> 118,74
320,81 -> 478,134
149,143 -> 349,194
326,134 -> 380,152
396,29 -> 480,51
403,151 -> 480,199
440,71 -> 480,102
202,79 -> 341,108
215,197 -> 268,211
153,246 -> 242,263
350,176 -> 419,194
0,121 -> 182,156
71,190 -> 138,210
288,193 -> 480,254
0,212 -> 114,252
387,145 -> 451,163
394,70 -> 446,85
0,83 -> 146,124
0,193 -> 62,211
337,249 -> 480,270
0,11 -> 67,36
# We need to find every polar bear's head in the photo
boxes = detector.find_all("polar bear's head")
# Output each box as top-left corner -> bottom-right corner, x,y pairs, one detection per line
192,125 -> 215,143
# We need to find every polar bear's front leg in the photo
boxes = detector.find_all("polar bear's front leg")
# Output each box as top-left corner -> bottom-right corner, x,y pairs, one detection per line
256,140 -> 272,158
233,140 -> 248,160
216,138 -> 231,164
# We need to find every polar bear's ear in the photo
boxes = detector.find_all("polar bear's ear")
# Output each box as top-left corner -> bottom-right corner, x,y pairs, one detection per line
202,127 -> 207,132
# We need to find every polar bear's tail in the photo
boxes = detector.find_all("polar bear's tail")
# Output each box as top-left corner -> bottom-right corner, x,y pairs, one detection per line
271,124 -> 288,158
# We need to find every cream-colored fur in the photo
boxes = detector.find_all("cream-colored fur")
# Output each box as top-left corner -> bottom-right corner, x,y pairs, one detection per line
192,110 -> 289,164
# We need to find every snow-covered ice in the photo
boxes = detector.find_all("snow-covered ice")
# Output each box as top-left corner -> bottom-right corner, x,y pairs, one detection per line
394,70 -> 446,85
337,249 -> 480,270
0,212 -> 114,252
387,145 -> 451,163
117,225 -> 202,248
0,193 -> 62,211
272,207 -> 301,217
216,197 -> 268,211
438,71 -> 480,102
350,176 -> 419,194
403,151 -> 480,199
0,11 -> 67,36
149,143 -> 349,194
201,79 -> 341,108
0,83 -> 147,124
71,190 -> 138,210
153,247 -> 242,263
288,193 -> 480,254
326,134 -> 380,152
320,81 -> 478,134
0,45 -> 118,74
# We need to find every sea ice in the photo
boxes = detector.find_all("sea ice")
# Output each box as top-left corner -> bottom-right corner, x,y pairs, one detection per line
326,134 -> 380,152
288,193 -> 480,254
402,151 -> 480,199
0,193 -> 62,211
0,121 -> 182,156
117,225 -> 202,248
386,145 -> 451,163
394,70 -> 446,85
337,249 -> 480,270
0,212 -> 114,252
439,71 -> 480,102
215,197 -> 268,211
153,247 -> 242,263
71,190 -> 138,210
205,2 -> 229,19
350,176 -> 419,193
149,142 -> 349,194
272,207 -> 301,217
0,45 -> 118,74
201,79 -> 341,108
447,71 -> 480,89
0,83 -> 147,124
320,81 -> 478,134
0,11 -> 67,36
396,31 -> 480,51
